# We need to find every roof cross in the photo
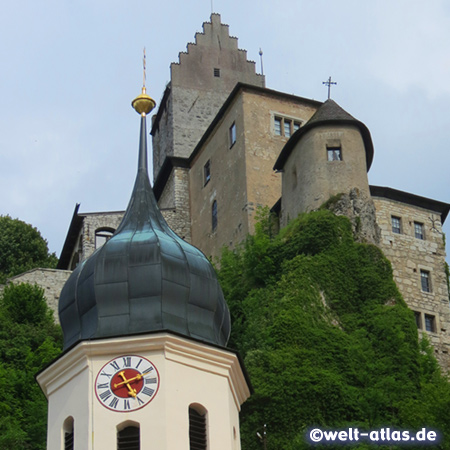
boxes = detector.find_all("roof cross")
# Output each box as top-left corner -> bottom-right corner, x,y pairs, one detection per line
143,47 -> 147,88
322,76 -> 337,99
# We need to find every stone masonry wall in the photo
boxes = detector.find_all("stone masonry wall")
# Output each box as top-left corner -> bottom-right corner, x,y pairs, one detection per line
373,196 -> 450,370
4,268 -> 72,323
158,167 -> 191,242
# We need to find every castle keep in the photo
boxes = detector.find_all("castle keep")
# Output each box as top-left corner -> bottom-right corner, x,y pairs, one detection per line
12,14 -> 450,370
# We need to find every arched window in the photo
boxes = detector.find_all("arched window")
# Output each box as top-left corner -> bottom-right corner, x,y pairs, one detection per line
63,416 -> 74,450
95,228 -> 114,249
211,201 -> 218,232
117,425 -> 140,450
189,404 -> 207,450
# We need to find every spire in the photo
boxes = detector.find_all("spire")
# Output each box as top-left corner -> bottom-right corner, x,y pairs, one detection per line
58,55 -> 230,350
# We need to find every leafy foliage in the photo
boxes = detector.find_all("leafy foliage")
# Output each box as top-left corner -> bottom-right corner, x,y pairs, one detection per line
0,215 -> 57,284
218,209 -> 450,449
0,283 -> 62,449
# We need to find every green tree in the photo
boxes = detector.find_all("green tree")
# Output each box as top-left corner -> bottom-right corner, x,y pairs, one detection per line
0,215 -> 57,284
0,283 -> 62,449
219,209 -> 450,450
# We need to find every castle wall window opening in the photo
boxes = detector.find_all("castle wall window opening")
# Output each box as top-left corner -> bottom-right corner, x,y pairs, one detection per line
391,216 -> 402,234
229,122 -> 236,148
212,200 -> 218,232
414,222 -> 424,240
327,147 -> 342,161
63,417 -> 74,450
214,68 -> 220,77
414,310 -> 422,329
425,314 -> 436,332
95,228 -> 115,249
204,160 -> 211,186
420,270 -> 431,293
274,115 -> 301,137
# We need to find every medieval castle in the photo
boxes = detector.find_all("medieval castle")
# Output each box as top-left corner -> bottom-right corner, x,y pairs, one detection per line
9,14 -> 450,371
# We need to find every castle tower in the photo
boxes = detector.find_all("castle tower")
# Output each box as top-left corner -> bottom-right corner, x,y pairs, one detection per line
274,99 -> 374,227
37,82 -> 250,449
151,14 -> 265,242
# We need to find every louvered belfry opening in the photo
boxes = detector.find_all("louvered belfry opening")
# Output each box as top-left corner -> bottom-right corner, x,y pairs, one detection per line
117,426 -> 140,450
64,431 -> 74,450
189,407 -> 207,450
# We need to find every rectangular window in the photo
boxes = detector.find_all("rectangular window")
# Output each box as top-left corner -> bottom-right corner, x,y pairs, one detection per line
229,122 -> 236,147
414,311 -> 422,329
420,270 -> 431,293
327,147 -> 342,161
214,68 -> 220,77
391,216 -> 401,234
274,117 -> 282,136
204,160 -> 211,186
284,119 -> 292,138
414,222 -> 424,240
273,115 -> 302,137
424,314 -> 436,332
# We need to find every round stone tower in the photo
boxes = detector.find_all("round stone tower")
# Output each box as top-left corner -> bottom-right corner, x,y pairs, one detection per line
274,99 -> 374,226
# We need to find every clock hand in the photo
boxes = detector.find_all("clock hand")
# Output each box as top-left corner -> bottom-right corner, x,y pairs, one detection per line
113,372 -> 143,388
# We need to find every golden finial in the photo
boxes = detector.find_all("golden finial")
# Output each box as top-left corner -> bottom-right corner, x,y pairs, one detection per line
132,47 -> 156,115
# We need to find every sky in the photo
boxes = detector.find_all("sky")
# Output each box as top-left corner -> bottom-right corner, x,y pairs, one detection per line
1,0 -> 449,255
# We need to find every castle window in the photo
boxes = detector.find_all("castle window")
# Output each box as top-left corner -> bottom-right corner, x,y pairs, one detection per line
95,228 -> 114,248
284,119 -> 292,138
63,417 -> 74,450
189,406 -> 207,450
212,200 -> 218,232
214,68 -> 220,77
424,314 -> 436,332
327,147 -> 342,161
414,311 -> 422,329
204,160 -> 211,186
274,117 -> 282,135
420,270 -> 431,293
414,222 -> 424,240
391,216 -> 401,234
273,115 -> 302,137
229,122 -> 236,148
117,426 -> 140,450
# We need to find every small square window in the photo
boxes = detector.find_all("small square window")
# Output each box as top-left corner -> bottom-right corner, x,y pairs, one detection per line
424,314 -> 435,332
204,160 -> 211,186
214,68 -> 220,77
414,222 -> 424,240
414,311 -> 422,329
293,121 -> 301,132
229,122 -> 236,147
327,147 -> 342,161
420,270 -> 431,293
274,117 -> 282,136
391,216 -> 401,234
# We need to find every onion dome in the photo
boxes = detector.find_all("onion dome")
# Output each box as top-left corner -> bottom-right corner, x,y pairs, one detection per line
59,84 -> 230,350
274,99 -> 374,171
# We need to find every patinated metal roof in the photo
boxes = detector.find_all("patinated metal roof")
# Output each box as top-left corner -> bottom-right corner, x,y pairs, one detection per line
59,115 -> 230,350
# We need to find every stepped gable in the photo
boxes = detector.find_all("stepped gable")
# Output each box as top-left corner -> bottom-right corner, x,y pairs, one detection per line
59,106 -> 230,351
274,99 -> 374,171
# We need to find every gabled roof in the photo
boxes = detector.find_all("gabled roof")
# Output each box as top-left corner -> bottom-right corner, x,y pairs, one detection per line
274,99 -> 374,171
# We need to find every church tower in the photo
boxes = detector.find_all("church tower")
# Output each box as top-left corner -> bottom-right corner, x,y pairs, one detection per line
37,79 -> 250,449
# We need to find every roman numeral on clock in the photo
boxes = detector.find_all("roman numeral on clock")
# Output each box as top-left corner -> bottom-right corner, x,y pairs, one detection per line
97,383 -> 109,390
100,390 -> 112,402
122,356 -> 131,368
142,387 -> 155,396
145,377 -> 157,384
142,366 -> 154,374
109,397 -> 119,409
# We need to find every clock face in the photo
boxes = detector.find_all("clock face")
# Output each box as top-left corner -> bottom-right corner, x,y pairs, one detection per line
95,355 -> 160,412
